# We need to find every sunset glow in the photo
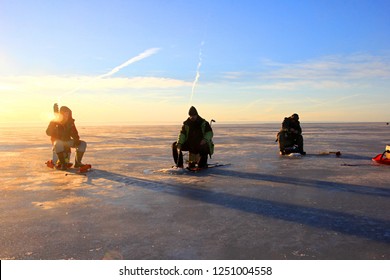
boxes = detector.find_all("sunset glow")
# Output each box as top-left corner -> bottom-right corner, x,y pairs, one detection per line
1,0 -> 389,126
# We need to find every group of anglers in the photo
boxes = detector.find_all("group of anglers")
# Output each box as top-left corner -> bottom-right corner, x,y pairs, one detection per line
46,104 -> 305,170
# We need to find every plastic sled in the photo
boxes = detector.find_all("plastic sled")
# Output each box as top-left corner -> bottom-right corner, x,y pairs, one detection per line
372,151 -> 390,165
46,147 -> 72,169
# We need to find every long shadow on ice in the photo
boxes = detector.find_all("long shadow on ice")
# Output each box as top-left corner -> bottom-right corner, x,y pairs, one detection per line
90,169 -> 390,244
212,169 -> 390,198
336,154 -> 372,160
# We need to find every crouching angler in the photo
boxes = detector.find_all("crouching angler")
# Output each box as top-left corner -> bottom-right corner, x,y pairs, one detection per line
172,106 -> 214,168
46,104 -> 87,170
276,113 -> 306,155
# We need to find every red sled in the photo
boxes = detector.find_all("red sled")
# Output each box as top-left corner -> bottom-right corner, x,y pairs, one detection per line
372,151 -> 390,165
78,164 -> 92,173
45,159 -> 73,169
45,159 -> 91,173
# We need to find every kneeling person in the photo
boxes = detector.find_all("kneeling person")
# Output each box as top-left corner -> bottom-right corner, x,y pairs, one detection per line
46,104 -> 87,170
172,106 -> 214,168
277,113 -> 306,155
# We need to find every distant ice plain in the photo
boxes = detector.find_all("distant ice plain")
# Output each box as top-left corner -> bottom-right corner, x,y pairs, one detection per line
0,123 -> 389,259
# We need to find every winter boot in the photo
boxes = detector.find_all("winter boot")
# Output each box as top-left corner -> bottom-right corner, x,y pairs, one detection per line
56,152 -> 68,170
74,152 -> 86,168
198,154 -> 208,169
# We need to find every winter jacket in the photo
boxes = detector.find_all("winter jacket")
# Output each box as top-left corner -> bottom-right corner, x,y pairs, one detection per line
46,109 -> 80,144
281,117 -> 302,135
177,116 -> 214,155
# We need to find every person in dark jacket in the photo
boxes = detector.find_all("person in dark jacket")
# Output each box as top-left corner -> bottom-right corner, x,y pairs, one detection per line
46,104 -> 87,170
277,113 -> 306,155
172,106 -> 214,168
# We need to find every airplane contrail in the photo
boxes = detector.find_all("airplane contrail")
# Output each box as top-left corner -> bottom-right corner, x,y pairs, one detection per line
98,48 -> 160,79
189,41 -> 204,105
59,48 -> 160,99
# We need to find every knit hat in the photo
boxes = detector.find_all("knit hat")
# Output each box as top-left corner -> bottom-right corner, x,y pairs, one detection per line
60,106 -> 71,114
59,106 -> 73,120
291,113 -> 299,120
188,106 -> 198,116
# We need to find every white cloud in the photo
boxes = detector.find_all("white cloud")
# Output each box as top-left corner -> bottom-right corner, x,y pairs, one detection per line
0,75 -> 191,95
261,53 -> 390,81
218,53 -> 390,93
254,80 -> 353,91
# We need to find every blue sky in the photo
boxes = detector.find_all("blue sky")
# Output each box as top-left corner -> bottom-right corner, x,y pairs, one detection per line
0,0 -> 389,125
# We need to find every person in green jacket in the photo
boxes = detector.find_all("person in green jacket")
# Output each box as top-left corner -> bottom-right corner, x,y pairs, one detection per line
172,106 -> 214,168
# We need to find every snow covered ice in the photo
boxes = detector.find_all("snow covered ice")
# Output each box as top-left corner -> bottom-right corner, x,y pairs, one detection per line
0,123 -> 389,259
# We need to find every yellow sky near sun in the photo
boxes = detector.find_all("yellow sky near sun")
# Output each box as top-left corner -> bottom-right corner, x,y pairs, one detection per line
2,91 -> 387,127
1,71 -> 389,126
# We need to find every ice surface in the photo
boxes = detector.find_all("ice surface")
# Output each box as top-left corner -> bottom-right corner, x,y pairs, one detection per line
0,123 -> 389,259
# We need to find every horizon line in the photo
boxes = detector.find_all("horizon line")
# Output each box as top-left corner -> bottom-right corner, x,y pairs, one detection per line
1,120 -> 389,128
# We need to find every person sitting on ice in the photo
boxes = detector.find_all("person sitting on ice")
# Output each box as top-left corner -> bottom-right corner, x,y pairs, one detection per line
46,104 -> 87,170
277,113 -> 306,155
172,106 -> 214,168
